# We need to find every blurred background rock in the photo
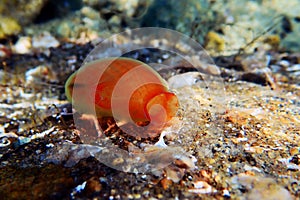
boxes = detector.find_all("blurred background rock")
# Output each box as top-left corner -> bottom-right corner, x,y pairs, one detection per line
0,0 -> 300,55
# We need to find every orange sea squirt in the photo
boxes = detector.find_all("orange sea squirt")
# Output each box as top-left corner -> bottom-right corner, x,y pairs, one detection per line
65,57 -> 179,129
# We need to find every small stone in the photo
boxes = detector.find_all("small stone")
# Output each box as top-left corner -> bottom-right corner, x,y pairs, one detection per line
253,146 -> 263,154
25,65 -> 57,86
286,64 -> 300,72
108,15 -> 121,25
81,6 -> 100,20
133,193 -> 141,199
168,72 -> 201,89
32,31 -> 60,49
57,22 -> 72,38
14,37 -> 32,54
223,189 -> 230,198
188,181 -> 217,194
278,60 -> 290,68
267,151 -> 276,159
160,178 -> 172,190
141,174 -> 147,180
17,136 -> 31,145
110,189 -> 116,195
142,190 -> 150,196
290,147 -> 299,156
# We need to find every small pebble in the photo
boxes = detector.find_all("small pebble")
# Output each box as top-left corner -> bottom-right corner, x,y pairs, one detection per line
168,72 -> 201,89
14,37 -> 32,54
32,32 -> 60,49
286,64 -> 300,72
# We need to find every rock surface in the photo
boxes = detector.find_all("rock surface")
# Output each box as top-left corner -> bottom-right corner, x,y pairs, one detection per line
0,0 -> 299,199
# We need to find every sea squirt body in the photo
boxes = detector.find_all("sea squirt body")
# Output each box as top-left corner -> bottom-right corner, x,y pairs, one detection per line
65,57 -> 179,128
